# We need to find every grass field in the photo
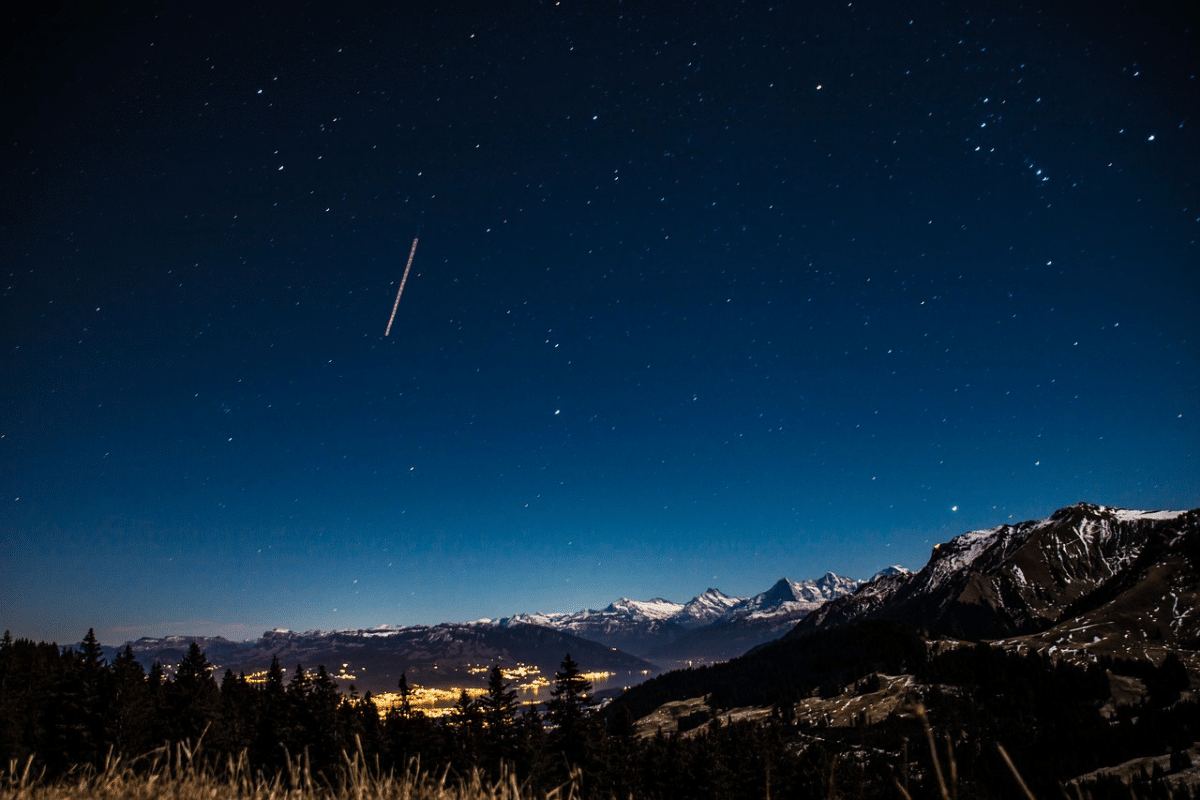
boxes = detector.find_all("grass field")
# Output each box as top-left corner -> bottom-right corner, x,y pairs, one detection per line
4,713 -> 1196,800
1,740 -> 580,800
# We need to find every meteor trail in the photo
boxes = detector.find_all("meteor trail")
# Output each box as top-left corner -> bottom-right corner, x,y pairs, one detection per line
384,237 -> 419,336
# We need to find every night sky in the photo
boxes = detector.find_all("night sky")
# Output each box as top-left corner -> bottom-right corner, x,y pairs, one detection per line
3,1 -> 1197,646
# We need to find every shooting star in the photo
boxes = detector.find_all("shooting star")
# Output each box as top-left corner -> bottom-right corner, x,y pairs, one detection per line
384,237 -> 419,337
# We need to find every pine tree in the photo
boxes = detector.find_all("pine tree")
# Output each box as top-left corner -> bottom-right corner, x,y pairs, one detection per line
448,688 -> 483,769
265,655 -> 286,691
148,661 -> 165,689
548,654 -> 596,768
308,665 -> 342,770
385,673 -> 435,770
254,656 -> 288,772
354,690 -> 383,744
167,642 -> 219,743
46,631 -> 113,769
214,669 -> 256,756
478,665 -> 519,771
78,629 -> 106,673
175,642 -> 214,687
75,629 -> 112,763
450,688 -> 480,728
515,704 -> 548,780
281,664 -> 314,758
548,654 -> 594,731
3,638 -> 70,772
111,645 -> 158,755
112,644 -> 144,684
287,663 -> 311,699
395,673 -> 415,719
0,631 -> 25,766
481,665 -> 519,731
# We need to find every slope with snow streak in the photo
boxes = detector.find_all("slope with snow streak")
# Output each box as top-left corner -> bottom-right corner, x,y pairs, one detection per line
1005,515 -> 1200,669
791,502 -> 1199,642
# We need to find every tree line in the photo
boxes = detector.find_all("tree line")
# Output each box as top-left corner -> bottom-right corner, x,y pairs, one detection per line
0,630 -> 603,787
0,630 -> 855,799
2,628 -> 1196,798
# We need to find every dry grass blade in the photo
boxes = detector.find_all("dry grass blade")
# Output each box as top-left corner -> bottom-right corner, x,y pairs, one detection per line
995,742 -> 1037,800
0,740 -> 556,800
898,703 -> 952,800
944,733 -> 957,800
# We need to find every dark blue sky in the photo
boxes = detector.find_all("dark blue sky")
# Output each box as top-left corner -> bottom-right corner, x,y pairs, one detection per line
3,0 -> 1197,645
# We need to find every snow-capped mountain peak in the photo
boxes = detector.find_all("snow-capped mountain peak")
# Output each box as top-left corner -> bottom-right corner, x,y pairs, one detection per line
791,502 -> 1199,644
494,573 -> 866,665
603,597 -> 686,621
1099,505 -> 1188,523
870,565 -> 911,581
757,577 -> 808,606
731,574 -> 863,622
679,588 -> 741,625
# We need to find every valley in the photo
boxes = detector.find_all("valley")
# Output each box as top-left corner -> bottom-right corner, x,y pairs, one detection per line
71,502 -> 1200,794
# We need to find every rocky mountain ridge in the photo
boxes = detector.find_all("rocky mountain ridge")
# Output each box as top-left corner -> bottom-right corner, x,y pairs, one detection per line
112,573 -> 871,692
498,572 -> 872,665
790,502 -> 1199,664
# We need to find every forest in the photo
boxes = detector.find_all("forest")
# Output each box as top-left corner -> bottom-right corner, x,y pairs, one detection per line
0,628 -> 1196,799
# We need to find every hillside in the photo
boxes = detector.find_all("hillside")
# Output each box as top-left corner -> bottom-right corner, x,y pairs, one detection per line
120,622 -> 655,695
609,503 -> 1200,794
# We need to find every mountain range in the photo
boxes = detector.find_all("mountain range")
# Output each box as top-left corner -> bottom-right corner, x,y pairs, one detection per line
112,502 -> 1196,708
100,501 -> 1200,792
603,502 -> 1200,792
498,571 -> 901,666
112,572 -> 877,694
617,502 -> 1199,718
120,622 -> 656,696
788,502 -> 1199,667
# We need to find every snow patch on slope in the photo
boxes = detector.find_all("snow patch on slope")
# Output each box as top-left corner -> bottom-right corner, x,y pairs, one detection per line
606,597 -> 686,621
1105,507 -> 1189,522
926,527 -> 1004,589
681,588 -> 741,625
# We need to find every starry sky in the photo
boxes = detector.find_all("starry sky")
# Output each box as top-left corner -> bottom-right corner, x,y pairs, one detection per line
2,0 -> 1197,646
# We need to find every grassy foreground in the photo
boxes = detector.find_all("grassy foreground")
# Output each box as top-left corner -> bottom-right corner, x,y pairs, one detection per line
4,712 -> 1195,800
1,739 -> 580,800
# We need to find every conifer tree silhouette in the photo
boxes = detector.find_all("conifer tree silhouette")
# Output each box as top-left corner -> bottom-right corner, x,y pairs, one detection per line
548,654 -> 596,767
167,642 -> 219,743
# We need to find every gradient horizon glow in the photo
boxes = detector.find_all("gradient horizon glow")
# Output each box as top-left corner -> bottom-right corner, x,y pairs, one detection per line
2,0 -> 1197,646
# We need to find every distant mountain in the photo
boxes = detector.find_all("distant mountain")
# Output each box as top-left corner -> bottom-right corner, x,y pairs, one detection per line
647,572 -> 899,665
500,595 -> 698,657
681,588 -> 744,626
119,622 -> 656,696
790,503 -> 1199,658
112,573 -> 866,691
502,573 -> 867,666
736,574 -> 866,622
115,635 -> 250,674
